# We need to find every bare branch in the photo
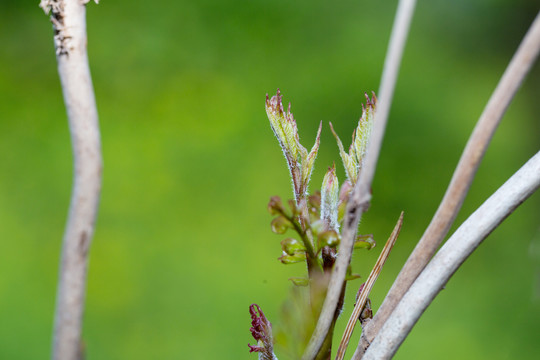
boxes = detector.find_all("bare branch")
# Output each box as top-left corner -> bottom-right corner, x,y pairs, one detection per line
363,150 -> 540,359
356,11 -> 540,356
335,213 -> 403,360
300,1 -> 417,358
43,1 -> 103,359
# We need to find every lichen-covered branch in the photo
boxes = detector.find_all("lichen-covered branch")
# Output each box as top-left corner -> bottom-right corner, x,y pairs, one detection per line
41,1 -> 102,359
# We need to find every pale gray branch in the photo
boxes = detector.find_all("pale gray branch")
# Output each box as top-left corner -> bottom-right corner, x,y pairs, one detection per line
44,1 -> 103,360
300,1 -> 417,358
363,150 -> 540,359
356,10 -> 540,357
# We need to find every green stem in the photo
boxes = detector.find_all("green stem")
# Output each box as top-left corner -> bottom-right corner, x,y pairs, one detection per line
287,213 -> 318,262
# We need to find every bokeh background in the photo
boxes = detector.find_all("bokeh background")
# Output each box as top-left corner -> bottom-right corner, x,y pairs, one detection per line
1,0 -> 539,359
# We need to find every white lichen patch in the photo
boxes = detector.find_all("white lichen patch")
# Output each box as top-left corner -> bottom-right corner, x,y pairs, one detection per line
40,0 -> 99,56
39,0 -> 62,15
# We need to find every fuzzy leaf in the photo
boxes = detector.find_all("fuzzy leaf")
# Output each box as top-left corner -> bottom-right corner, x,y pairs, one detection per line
330,122 -> 359,183
328,93 -> 376,184
353,93 -> 377,172
301,121 -> 322,193
266,90 -> 321,203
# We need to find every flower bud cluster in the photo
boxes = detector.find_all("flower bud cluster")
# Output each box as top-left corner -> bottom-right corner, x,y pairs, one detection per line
248,304 -> 278,360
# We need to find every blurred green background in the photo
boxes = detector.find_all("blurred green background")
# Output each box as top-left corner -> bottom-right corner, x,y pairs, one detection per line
1,0 -> 539,359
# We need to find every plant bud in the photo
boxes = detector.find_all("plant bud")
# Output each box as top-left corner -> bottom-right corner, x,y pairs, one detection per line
271,216 -> 291,234
318,230 -> 340,249
281,238 -> 305,256
248,304 -> 278,359
320,164 -> 340,231
278,251 -> 306,264
267,196 -> 285,216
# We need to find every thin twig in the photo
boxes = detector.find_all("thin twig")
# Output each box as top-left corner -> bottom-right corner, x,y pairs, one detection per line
356,11 -> 540,357
335,212 -> 403,360
44,1 -> 103,360
300,1 -> 416,358
363,150 -> 540,359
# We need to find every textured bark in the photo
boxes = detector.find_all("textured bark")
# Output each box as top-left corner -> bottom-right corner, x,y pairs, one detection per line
41,1 -> 103,359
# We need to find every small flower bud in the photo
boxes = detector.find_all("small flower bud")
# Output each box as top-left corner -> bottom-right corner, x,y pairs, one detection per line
278,251 -> 306,264
281,238 -> 305,256
268,196 -> 285,216
354,284 -> 373,327
318,230 -> 340,249
270,216 -> 292,234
